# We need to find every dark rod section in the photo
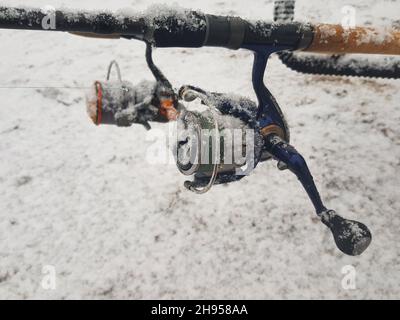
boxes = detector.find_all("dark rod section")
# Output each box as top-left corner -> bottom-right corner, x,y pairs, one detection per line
203,14 -> 314,50
0,6 -> 207,47
0,7 -> 143,34
0,6 -> 313,50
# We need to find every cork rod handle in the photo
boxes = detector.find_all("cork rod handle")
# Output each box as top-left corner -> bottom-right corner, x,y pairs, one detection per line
304,24 -> 400,55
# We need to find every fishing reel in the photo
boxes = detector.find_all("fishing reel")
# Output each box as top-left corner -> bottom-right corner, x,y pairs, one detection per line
85,43 -> 372,256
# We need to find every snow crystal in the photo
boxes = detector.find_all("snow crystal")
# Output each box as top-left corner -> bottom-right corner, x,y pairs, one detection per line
355,27 -> 395,46
318,24 -> 337,43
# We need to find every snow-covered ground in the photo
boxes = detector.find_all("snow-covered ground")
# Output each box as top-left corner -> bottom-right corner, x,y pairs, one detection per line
0,0 -> 399,299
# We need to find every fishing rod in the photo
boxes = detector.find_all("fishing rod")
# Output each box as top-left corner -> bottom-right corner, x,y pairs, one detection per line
1,1 -> 399,256
0,4 -> 399,55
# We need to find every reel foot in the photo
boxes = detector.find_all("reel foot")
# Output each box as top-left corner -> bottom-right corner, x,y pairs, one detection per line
321,210 -> 372,256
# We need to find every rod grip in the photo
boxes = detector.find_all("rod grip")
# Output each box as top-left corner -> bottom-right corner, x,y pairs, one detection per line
304,24 -> 400,55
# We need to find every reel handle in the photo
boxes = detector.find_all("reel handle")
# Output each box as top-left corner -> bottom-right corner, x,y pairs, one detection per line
321,210 -> 372,256
264,134 -> 372,256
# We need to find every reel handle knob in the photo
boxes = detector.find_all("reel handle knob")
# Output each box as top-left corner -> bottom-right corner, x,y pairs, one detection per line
321,210 -> 372,256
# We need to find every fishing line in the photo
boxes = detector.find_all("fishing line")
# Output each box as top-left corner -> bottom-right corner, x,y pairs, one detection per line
0,86 -> 126,89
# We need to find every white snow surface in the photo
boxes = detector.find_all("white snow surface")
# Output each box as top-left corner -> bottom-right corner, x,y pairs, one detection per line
0,0 -> 399,299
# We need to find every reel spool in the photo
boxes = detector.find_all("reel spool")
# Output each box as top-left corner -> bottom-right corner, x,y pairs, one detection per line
175,108 -> 220,194
175,88 -> 262,194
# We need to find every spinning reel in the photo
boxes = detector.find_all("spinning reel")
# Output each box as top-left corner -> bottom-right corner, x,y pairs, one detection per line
86,42 -> 372,256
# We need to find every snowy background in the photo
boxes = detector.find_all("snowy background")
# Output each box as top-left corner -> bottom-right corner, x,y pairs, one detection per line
0,0 -> 399,299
